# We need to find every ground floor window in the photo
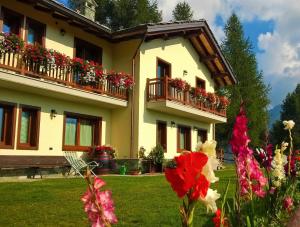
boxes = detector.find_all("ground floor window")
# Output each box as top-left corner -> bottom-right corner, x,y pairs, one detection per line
157,121 -> 167,152
177,125 -> 191,152
197,129 -> 207,143
0,102 -> 16,149
63,113 -> 101,151
17,105 -> 40,150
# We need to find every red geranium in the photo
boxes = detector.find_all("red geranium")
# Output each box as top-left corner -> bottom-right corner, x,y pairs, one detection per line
165,152 -> 210,200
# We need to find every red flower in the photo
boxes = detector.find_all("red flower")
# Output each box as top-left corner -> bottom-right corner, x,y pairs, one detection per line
212,209 -> 221,227
165,152 -> 209,200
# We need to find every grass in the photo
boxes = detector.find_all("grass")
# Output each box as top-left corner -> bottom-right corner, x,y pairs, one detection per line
0,167 -> 236,227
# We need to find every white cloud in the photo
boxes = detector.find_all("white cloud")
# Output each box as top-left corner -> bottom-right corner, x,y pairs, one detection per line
157,0 -> 300,106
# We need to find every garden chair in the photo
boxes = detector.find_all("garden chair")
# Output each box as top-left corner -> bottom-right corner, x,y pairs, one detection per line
63,151 -> 100,177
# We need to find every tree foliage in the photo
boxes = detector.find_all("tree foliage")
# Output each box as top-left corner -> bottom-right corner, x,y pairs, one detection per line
68,0 -> 162,31
216,13 -> 270,148
172,1 -> 193,21
270,84 -> 300,149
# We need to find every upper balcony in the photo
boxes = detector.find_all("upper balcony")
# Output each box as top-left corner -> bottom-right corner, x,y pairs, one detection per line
0,34 -> 133,108
146,77 -> 228,123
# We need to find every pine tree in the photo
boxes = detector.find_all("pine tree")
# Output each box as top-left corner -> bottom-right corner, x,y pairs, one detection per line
270,84 -> 300,149
172,1 -> 193,21
216,14 -> 270,148
68,0 -> 162,31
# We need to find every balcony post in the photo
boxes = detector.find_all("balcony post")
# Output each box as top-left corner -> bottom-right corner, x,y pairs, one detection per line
146,78 -> 150,101
165,76 -> 168,100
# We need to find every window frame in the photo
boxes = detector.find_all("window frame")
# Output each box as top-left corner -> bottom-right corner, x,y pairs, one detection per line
25,17 -> 46,47
0,7 -> 23,35
156,120 -> 167,153
62,112 -> 102,151
74,37 -> 103,64
196,77 -> 206,90
156,57 -> 171,78
17,105 -> 41,150
0,101 -> 17,149
197,128 -> 208,144
177,125 -> 191,152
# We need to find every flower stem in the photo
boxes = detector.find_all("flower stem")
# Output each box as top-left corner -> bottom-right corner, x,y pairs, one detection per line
288,129 -> 293,176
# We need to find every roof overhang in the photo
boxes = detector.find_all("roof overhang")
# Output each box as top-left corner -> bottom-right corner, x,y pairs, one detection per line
15,1 -> 237,87
112,21 -> 237,87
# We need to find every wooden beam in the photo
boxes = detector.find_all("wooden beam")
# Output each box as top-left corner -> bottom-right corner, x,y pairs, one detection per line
52,12 -> 69,20
34,3 -> 52,12
212,72 -> 229,78
200,54 -> 218,62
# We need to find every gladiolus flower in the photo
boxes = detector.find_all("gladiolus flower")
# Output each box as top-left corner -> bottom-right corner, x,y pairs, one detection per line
165,152 -> 210,200
230,106 -> 267,198
283,120 -> 295,130
200,188 -> 220,213
82,176 -> 117,227
283,196 -> 294,212
198,140 -> 219,183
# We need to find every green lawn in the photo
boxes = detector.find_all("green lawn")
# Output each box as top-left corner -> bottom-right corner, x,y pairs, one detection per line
0,167 -> 236,227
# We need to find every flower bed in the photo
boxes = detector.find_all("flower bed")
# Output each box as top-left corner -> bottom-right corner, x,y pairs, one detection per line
0,32 -> 134,91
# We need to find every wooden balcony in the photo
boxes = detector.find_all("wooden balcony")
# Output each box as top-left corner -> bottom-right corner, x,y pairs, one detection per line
0,51 -> 129,101
146,77 -> 227,123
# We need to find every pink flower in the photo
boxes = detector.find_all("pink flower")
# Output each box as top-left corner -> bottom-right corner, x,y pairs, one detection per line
283,196 -> 293,212
81,176 -> 117,226
230,106 -> 267,198
94,177 -> 106,189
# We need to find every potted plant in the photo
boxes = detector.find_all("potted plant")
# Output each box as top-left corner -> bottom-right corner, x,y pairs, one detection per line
147,145 -> 165,173
88,145 -> 116,174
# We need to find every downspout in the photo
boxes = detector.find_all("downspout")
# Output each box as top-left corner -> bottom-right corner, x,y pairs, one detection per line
130,33 -> 147,158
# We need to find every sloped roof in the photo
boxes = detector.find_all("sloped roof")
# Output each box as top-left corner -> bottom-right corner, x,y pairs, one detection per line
19,0 -> 237,86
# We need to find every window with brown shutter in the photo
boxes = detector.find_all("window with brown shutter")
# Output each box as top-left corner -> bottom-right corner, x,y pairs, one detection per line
196,77 -> 206,90
1,7 -> 23,35
197,129 -> 208,143
0,101 -> 16,149
26,17 -> 46,46
63,112 -> 102,151
157,121 -> 167,152
17,105 -> 40,150
177,125 -> 191,152
74,38 -> 102,64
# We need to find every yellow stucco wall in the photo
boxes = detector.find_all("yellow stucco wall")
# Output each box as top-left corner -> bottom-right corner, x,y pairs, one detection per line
1,0 -> 221,160
2,0 -> 113,69
0,88 -> 111,156
138,38 -> 216,159
111,39 -> 141,158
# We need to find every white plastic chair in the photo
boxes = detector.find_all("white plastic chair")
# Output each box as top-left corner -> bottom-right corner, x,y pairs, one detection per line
63,151 -> 100,177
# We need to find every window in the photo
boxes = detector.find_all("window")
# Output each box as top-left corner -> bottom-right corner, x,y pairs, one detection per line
157,58 -> 171,79
17,105 -> 40,150
157,121 -> 167,152
74,38 -> 102,63
63,113 -> 101,151
26,18 -> 45,46
1,7 -> 22,35
197,129 -> 207,144
177,126 -> 191,152
196,77 -> 206,90
0,102 -> 16,149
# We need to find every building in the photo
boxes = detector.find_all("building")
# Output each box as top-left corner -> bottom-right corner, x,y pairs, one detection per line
0,0 -> 236,169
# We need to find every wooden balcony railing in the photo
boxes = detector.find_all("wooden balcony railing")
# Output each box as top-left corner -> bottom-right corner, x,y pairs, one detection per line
0,51 -> 128,100
147,77 -> 227,117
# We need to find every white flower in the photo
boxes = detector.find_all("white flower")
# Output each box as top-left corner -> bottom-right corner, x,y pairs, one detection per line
202,157 -> 219,183
283,120 -> 295,130
201,140 -> 217,158
200,188 -> 220,213
199,140 -> 219,183
281,142 -> 289,152
271,149 -> 286,187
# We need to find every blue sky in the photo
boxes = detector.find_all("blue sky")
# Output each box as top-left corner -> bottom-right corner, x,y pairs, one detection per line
59,0 -> 300,108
